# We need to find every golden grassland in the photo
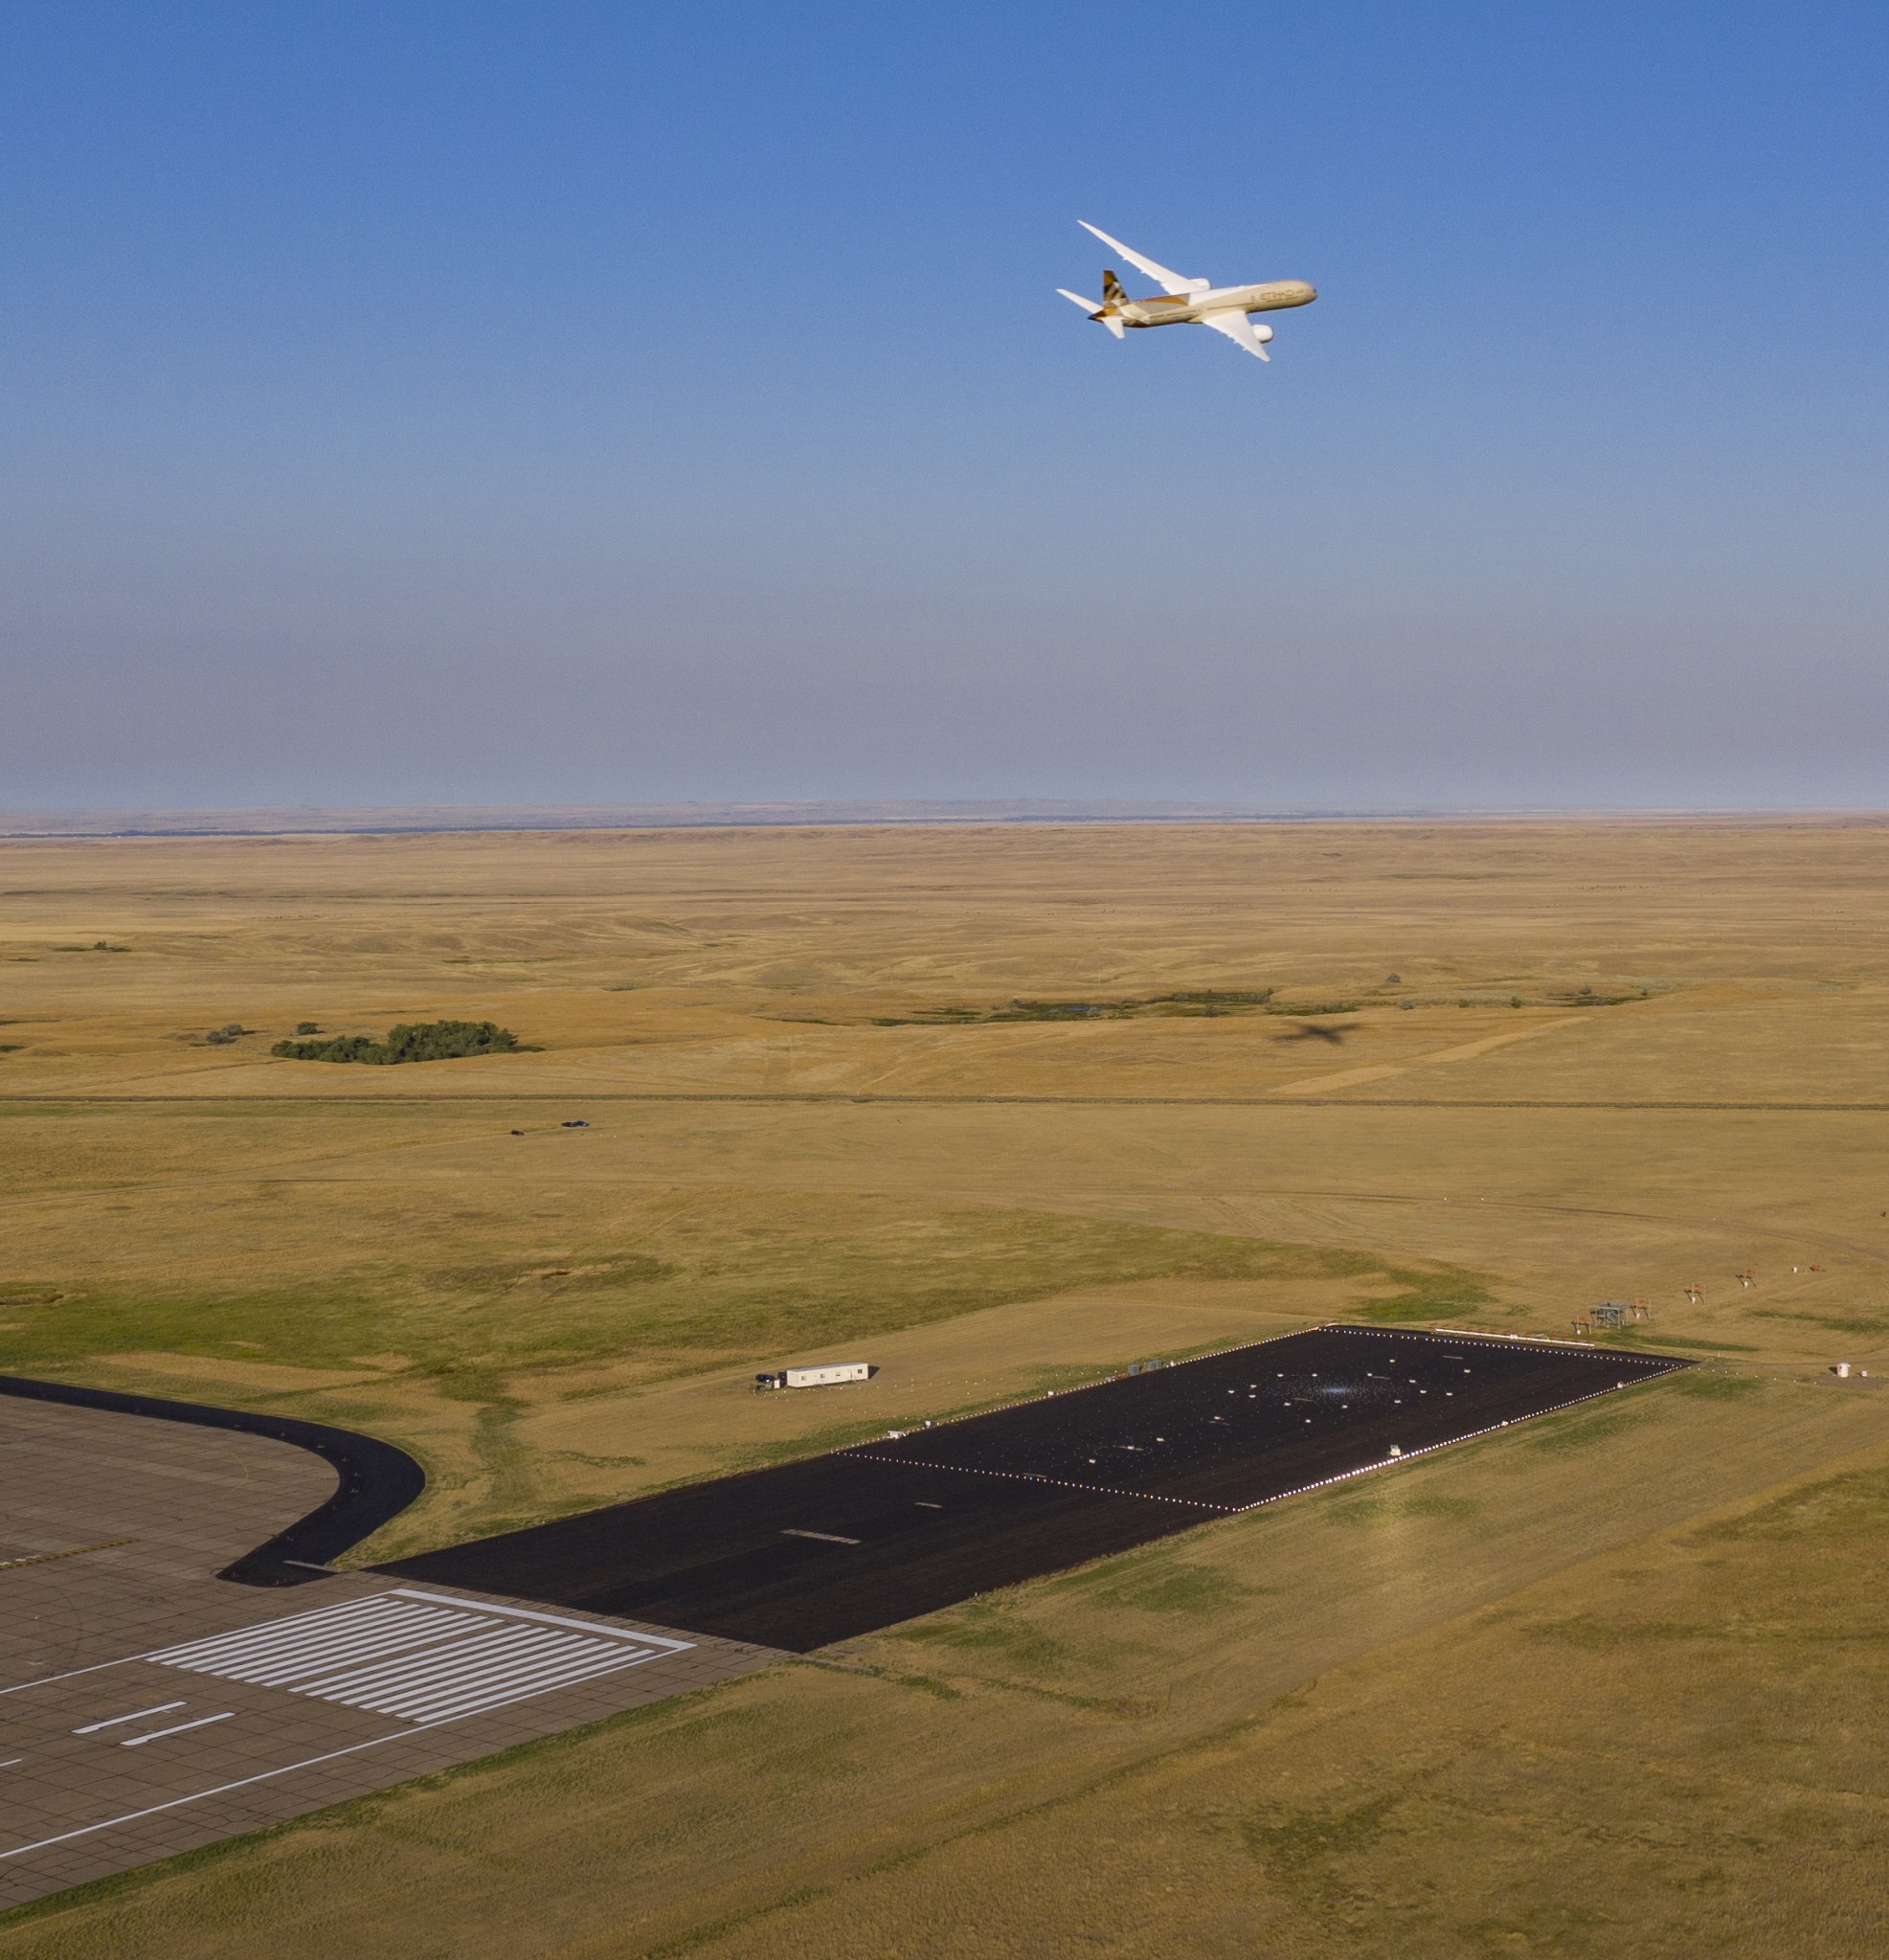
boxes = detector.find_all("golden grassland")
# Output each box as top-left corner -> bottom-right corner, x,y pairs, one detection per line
2,818 -> 1888,1955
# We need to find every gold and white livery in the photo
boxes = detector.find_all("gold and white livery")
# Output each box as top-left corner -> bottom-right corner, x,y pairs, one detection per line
1057,221 -> 1316,363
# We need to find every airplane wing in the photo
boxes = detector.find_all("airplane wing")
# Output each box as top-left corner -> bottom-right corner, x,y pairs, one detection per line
1196,308 -> 1271,361
1077,221 -> 1200,297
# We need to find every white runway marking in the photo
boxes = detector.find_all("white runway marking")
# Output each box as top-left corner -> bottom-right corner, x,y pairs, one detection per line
122,1712 -> 234,1746
146,1588 -> 691,1725
781,1528 -> 860,1544
1,1590 -> 698,1865
73,1701 -> 185,1734
4,1728 -> 419,1861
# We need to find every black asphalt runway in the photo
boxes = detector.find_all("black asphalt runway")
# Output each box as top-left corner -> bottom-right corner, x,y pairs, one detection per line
384,1327 -> 1689,1651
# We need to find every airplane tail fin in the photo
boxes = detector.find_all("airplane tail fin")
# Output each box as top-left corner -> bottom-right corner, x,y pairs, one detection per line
1102,269 -> 1128,306
1055,287 -> 1127,340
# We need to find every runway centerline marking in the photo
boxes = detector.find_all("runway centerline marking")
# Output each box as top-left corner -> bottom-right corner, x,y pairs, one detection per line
122,1712 -> 235,1747
72,1701 -> 186,1735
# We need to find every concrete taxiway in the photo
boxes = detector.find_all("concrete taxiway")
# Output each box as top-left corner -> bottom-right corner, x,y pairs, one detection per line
0,1392 -> 776,1910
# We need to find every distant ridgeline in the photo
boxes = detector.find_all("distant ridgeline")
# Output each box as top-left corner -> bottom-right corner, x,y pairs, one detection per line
271,1020 -> 533,1065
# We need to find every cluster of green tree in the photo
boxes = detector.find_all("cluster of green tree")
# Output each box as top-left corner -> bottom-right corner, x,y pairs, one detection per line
271,1019 -> 530,1064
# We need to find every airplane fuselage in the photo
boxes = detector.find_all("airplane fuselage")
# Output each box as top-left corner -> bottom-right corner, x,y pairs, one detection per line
1059,226 -> 1316,364
1117,280 -> 1316,328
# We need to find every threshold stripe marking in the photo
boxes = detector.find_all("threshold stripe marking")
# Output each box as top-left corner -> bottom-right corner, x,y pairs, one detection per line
144,1589 -> 690,1724
2,1590 -> 704,1863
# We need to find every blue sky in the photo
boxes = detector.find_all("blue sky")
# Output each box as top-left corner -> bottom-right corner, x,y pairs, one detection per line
3,2 -> 1884,810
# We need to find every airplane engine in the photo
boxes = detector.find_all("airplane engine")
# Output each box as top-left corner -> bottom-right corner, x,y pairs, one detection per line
1252,321 -> 1274,342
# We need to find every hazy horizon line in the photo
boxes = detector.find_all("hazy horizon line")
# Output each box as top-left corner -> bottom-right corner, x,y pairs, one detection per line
5,800 -> 1887,842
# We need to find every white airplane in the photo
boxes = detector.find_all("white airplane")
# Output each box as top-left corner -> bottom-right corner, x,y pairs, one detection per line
1057,221 -> 1316,363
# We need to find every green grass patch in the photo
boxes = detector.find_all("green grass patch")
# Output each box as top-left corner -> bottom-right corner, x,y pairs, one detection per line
1663,1369 -> 1761,1399
1752,1309 -> 1889,1337
1516,1399 -> 1660,1455
1608,1331 -> 1758,1353
0,1193 -> 1490,1392
884,1605 -> 1071,1673
868,987 -> 1277,1026
1048,1549 -> 1260,1615
1241,1791 -> 1403,1911
1352,1276 -> 1495,1324
1696,1465 -> 1889,1544
1324,1489 -> 1483,1527
723,1417 -> 913,1470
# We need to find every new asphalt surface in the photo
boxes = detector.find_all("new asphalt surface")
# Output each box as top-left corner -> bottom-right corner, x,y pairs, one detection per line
386,1327 -> 1690,1650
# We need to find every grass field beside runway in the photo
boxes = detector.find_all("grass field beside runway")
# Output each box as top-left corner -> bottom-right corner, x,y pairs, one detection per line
5,1387 -> 1883,1958
3,817 -> 1888,1951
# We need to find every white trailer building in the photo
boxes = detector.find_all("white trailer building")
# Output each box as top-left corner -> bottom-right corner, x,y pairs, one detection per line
753,1362 -> 878,1391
